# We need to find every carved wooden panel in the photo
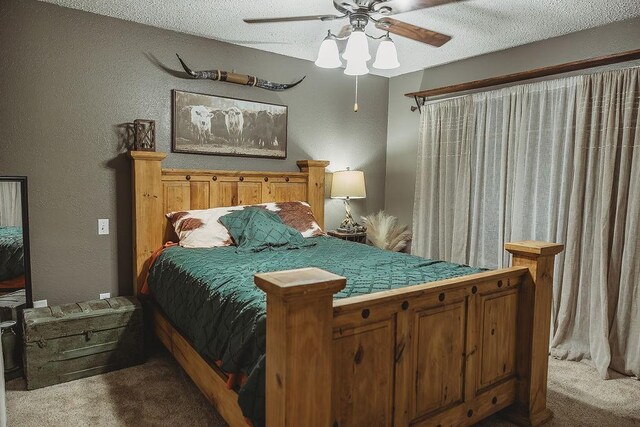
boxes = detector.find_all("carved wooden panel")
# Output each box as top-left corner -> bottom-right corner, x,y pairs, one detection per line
332,320 -> 395,427
479,291 -> 518,388
189,181 -> 210,210
214,180 -> 263,207
412,303 -> 465,419
268,182 -> 307,203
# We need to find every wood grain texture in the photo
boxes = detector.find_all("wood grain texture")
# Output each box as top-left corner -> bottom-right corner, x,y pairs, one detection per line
332,321 -> 395,427
503,242 -> 563,426
130,151 -> 167,295
376,17 -> 451,47
413,303 -> 465,417
256,268 -> 347,427
405,49 -> 640,98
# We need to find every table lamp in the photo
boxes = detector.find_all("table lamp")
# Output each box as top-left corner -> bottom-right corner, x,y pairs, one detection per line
330,168 -> 366,232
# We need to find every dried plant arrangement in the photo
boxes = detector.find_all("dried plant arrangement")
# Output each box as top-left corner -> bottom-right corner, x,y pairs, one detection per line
361,211 -> 411,252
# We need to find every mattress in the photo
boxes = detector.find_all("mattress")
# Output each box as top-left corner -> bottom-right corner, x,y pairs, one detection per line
147,236 -> 485,426
0,227 -> 24,282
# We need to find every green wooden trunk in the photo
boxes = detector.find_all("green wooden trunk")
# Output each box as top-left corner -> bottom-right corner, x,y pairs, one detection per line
23,296 -> 143,390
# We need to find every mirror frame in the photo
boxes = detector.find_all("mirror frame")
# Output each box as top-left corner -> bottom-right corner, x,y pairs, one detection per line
0,176 -> 32,308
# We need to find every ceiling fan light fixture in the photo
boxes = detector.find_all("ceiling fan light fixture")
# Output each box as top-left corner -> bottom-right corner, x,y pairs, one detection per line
342,28 -> 371,62
315,32 -> 342,69
344,57 -> 369,76
373,35 -> 400,70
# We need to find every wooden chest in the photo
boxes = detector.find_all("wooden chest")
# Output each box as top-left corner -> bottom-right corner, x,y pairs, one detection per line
23,296 -> 143,390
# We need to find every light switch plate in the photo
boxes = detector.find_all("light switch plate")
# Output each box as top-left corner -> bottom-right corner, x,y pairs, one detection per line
33,299 -> 48,308
99,293 -> 111,300
98,219 -> 109,235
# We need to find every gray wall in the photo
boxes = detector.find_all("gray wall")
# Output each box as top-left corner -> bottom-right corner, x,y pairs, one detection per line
385,17 -> 640,230
0,0 -> 389,305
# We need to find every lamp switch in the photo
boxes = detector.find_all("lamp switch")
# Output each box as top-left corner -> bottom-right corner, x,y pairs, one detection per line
98,219 -> 109,235
99,293 -> 111,300
33,299 -> 48,308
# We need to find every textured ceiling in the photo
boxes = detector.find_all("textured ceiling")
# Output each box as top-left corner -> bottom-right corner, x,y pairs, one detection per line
38,0 -> 640,77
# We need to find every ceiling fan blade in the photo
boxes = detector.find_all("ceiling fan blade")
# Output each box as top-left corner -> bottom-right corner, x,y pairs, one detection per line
244,15 -> 341,24
374,0 -> 461,15
337,24 -> 352,39
376,17 -> 451,47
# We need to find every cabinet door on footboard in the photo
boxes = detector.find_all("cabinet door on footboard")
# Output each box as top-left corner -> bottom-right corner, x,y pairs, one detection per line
332,315 -> 396,427
394,290 -> 467,425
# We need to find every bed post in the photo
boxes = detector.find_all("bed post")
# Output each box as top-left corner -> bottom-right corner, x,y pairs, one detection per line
504,241 -> 564,426
255,267 -> 346,427
129,151 -> 167,295
297,160 -> 330,230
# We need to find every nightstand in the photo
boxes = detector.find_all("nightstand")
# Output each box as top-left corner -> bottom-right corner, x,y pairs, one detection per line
327,230 -> 367,244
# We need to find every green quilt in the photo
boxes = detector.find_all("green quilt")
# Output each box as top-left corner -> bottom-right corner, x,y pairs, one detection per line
148,236 -> 485,426
0,227 -> 24,281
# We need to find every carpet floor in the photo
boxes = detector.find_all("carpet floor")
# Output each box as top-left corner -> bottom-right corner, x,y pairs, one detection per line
7,352 -> 639,426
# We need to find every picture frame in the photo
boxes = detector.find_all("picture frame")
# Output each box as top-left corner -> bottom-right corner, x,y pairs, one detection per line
172,89 -> 287,159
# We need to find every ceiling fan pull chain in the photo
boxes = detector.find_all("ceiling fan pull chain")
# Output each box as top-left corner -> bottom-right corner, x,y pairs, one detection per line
354,75 -> 359,113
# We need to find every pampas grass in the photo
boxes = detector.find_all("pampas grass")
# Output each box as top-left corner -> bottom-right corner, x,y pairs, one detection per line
361,211 -> 411,252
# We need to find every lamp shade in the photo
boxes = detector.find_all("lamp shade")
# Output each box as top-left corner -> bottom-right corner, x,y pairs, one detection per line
342,29 -> 371,61
331,170 -> 366,199
373,36 -> 400,70
315,35 -> 342,69
344,58 -> 369,76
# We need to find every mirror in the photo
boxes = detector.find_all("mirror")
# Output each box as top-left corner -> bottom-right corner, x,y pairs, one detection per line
0,177 -> 32,309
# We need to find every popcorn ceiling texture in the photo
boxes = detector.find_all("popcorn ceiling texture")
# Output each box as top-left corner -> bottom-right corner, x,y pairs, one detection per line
37,0 -> 640,77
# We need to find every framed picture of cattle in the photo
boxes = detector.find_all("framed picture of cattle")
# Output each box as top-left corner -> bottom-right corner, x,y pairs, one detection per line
172,89 -> 287,159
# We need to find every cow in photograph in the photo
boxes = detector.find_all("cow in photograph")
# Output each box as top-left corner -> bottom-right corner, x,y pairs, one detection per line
223,107 -> 244,144
211,110 -> 228,141
242,111 -> 258,146
177,105 -> 215,144
254,111 -> 274,147
273,113 -> 286,148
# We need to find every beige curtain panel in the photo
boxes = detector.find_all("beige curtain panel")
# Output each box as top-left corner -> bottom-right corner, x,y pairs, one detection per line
413,67 -> 639,378
0,182 -> 22,227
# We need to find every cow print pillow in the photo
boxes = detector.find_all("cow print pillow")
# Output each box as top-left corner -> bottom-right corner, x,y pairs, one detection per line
167,201 -> 324,249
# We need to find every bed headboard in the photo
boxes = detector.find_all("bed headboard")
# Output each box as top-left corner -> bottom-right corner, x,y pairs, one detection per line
129,151 -> 329,295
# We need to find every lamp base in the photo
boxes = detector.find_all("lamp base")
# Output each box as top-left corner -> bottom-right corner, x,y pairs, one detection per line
337,199 -> 366,233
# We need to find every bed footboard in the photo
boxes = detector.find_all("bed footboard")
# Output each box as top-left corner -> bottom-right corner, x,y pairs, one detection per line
256,241 -> 563,427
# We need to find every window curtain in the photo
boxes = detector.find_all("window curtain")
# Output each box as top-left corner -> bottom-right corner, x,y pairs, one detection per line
412,67 -> 639,378
0,182 -> 22,227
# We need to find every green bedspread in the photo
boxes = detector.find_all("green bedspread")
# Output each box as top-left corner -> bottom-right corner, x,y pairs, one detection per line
0,227 -> 24,281
148,236 -> 484,426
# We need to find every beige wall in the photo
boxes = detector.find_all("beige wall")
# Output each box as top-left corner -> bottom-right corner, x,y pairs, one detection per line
385,17 -> 640,230
0,0 -> 389,304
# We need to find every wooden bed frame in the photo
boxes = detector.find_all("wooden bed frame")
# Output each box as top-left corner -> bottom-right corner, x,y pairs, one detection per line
130,151 -> 563,427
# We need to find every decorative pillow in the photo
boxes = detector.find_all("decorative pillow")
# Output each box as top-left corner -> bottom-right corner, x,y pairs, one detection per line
260,201 -> 324,238
167,201 -> 323,248
219,208 -> 315,252
166,206 -> 243,248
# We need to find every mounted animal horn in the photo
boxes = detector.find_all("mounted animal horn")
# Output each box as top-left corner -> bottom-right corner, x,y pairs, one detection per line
176,54 -> 305,91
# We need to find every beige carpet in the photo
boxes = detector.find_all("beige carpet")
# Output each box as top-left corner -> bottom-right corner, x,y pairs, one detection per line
7,352 -> 640,426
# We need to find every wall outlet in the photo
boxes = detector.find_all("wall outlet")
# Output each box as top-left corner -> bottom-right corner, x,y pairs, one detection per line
99,292 -> 111,300
98,218 -> 109,235
33,299 -> 48,308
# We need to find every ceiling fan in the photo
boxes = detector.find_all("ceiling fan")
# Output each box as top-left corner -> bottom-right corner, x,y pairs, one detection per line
244,0 -> 457,75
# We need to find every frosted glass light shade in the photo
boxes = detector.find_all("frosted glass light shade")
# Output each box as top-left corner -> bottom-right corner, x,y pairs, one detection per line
315,37 -> 342,69
373,37 -> 400,69
331,170 -> 366,199
344,58 -> 369,76
342,30 -> 371,61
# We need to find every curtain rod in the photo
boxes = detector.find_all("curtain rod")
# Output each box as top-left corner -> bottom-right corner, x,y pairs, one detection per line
405,48 -> 640,112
